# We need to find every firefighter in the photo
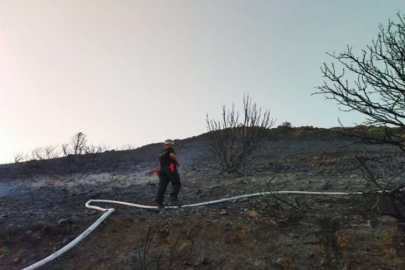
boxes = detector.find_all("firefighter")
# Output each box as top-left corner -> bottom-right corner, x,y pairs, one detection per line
155,139 -> 181,210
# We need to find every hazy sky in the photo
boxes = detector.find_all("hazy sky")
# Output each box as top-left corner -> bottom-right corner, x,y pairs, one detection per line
0,1 -> 403,164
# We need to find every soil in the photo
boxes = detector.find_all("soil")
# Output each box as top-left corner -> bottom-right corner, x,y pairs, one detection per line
1,127 -> 405,270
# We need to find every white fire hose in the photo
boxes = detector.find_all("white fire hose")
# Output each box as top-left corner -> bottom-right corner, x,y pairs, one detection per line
22,190 -> 381,270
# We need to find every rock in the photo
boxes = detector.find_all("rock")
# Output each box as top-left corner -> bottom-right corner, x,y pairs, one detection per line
249,210 -> 260,218
334,230 -> 350,250
219,210 -> 228,215
275,258 -> 284,265
58,218 -> 74,226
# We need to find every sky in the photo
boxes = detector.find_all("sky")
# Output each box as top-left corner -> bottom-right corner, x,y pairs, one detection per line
0,0 -> 404,164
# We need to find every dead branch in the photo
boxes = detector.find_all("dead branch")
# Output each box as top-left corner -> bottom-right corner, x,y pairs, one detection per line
356,155 -> 383,189
257,178 -> 308,221
14,152 -> 25,163
136,224 -> 195,270
356,155 -> 405,221
44,145 -> 60,159
167,229 -> 194,270
30,147 -> 46,161
61,144 -> 70,156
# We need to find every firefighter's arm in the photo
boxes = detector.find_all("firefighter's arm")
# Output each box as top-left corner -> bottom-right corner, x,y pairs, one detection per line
170,153 -> 180,166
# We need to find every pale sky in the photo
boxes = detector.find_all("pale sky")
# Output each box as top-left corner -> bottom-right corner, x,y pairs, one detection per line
0,0 -> 403,164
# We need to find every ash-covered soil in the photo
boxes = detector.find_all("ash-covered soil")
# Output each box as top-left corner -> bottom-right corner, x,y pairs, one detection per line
1,128 -> 405,270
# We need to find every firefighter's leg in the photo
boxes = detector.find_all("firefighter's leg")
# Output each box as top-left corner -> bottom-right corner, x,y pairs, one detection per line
156,172 -> 170,206
169,171 -> 181,201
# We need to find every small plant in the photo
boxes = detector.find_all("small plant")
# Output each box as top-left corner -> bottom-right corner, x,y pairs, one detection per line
280,122 -> 292,128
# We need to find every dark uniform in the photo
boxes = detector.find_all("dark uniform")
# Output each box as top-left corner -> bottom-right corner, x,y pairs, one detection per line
155,147 -> 181,206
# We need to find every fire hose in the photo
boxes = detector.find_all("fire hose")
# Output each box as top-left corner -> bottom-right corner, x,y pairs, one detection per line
22,190 -> 381,270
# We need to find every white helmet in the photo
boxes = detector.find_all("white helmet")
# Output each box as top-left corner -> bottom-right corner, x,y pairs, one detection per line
164,139 -> 176,146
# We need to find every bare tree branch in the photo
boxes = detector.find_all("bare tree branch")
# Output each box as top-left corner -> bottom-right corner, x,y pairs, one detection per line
14,152 -> 25,163
315,13 -> 405,148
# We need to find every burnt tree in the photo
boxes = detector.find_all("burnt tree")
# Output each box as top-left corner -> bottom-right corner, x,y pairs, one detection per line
206,94 -> 276,174
316,13 -> 405,220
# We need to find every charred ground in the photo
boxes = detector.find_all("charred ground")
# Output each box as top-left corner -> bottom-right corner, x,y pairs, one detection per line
1,127 -> 405,270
